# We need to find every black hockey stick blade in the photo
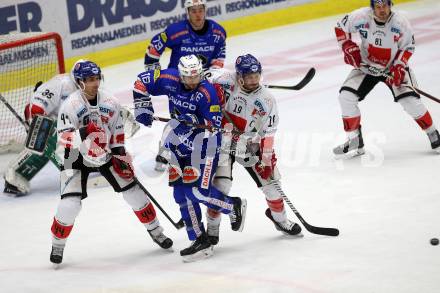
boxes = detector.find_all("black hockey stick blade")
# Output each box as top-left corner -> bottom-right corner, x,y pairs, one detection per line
303,221 -> 339,236
281,194 -> 339,236
294,211 -> 339,236
267,67 -> 316,90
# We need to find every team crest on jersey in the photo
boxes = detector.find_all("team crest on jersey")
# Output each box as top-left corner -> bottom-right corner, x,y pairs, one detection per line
160,32 -> 167,43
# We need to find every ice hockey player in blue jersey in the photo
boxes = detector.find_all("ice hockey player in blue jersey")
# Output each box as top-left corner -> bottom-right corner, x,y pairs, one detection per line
144,0 -> 227,171
133,55 -> 246,262
144,0 -> 226,71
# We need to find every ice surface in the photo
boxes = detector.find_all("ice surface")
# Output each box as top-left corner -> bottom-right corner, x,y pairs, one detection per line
1,1 -> 439,292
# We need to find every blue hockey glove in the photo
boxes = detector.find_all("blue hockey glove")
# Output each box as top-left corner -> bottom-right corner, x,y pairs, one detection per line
134,97 -> 154,127
172,114 -> 199,136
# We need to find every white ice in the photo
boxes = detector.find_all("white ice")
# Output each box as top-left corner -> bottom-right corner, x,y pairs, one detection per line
1,1 -> 440,292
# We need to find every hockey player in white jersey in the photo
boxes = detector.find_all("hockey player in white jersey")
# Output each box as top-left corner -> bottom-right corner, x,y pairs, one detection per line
3,61 -> 139,196
49,61 -> 172,265
205,54 -> 302,245
333,0 -> 440,157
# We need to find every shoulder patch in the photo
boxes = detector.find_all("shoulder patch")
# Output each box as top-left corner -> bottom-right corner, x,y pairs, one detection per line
160,32 -> 168,43
210,105 -> 220,112
153,69 -> 161,81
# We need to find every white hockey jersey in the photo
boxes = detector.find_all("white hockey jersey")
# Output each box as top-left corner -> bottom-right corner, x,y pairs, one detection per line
206,69 -> 278,157
29,73 -> 77,119
336,7 -> 415,75
57,89 -> 125,166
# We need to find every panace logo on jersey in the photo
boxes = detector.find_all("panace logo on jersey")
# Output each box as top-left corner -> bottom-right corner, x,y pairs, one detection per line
181,46 -> 216,53
170,96 -> 196,111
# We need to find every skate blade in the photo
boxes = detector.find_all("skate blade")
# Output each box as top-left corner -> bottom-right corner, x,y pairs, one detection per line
334,148 -> 365,160
280,231 -> 304,237
237,199 -> 247,232
433,148 -> 440,154
182,246 -> 214,263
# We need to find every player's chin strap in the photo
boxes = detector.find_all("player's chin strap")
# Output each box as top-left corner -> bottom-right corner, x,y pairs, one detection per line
363,64 -> 440,104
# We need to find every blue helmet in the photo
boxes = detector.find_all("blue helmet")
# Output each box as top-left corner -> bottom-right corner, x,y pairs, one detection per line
235,54 -> 262,77
73,60 -> 101,83
370,0 -> 392,8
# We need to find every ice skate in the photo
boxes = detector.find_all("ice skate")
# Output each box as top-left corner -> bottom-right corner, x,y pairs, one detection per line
333,127 -> 365,159
229,197 -> 247,232
265,209 -> 303,236
428,129 -> 440,153
50,245 -> 64,267
148,226 -> 173,249
180,232 -> 213,262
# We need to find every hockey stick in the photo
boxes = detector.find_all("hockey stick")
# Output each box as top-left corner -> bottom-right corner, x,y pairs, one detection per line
272,182 -> 339,236
365,65 -> 440,103
266,68 -> 316,90
153,116 -> 246,135
0,92 -> 29,131
135,178 -> 185,229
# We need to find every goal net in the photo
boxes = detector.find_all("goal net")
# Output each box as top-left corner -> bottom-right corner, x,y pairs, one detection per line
0,32 -> 65,153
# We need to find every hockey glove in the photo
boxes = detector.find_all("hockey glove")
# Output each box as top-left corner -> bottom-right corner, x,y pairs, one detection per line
112,153 -> 134,180
134,97 -> 154,127
386,64 -> 406,87
173,114 -> 199,136
342,40 -> 361,68
255,152 -> 277,180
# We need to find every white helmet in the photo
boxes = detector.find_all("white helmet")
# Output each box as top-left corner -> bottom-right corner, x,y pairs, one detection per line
184,0 -> 206,9
178,55 -> 203,78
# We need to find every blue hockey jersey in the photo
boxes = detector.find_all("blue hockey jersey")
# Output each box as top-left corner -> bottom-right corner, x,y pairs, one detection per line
133,68 -> 222,159
145,19 -> 226,69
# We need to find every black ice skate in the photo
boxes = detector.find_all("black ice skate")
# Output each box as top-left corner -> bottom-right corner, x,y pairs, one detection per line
428,129 -> 440,153
207,223 -> 220,245
265,209 -> 302,236
229,197 -> 247,232
3,181 -> 27,197
148,227 -> 173,249
50,245 -> 64,265
180,232 -> 213,262
333,126 -> 365,158
154,155 -> 169,172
